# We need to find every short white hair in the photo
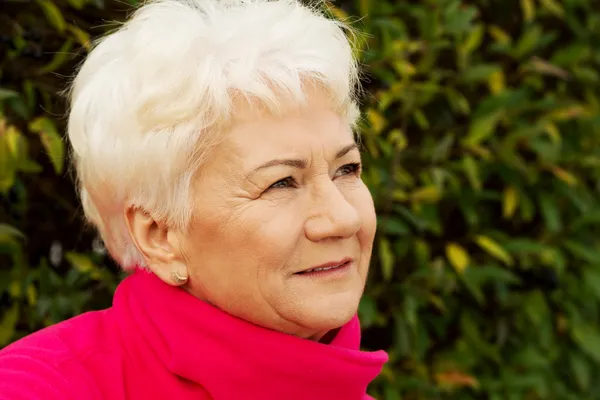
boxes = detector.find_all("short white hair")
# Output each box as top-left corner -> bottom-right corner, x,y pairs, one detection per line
67,0 -> 361,269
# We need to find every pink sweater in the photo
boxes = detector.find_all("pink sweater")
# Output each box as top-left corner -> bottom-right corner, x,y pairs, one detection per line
0,270 -> 388,399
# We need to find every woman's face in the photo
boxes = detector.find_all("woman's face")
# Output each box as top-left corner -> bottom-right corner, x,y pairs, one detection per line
180,91 -> 376,340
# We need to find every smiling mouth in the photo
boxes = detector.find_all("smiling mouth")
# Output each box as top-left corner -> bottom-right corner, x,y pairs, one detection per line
295,259 -> 353,275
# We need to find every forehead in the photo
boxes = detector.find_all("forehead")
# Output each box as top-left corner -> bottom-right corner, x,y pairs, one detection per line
224,91 -> 355,162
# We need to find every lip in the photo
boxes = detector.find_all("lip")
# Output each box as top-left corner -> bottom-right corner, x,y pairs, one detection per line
295,257 -> 353,275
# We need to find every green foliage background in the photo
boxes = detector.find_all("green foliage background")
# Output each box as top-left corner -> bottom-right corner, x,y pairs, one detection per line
2,0 -> 600,398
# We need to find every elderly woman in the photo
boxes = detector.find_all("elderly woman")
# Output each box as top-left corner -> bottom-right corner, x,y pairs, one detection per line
0,0 -> 388,398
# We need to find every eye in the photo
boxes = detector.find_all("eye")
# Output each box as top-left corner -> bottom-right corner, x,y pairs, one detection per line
334,162 -> 361,178
267,176 -> 297,190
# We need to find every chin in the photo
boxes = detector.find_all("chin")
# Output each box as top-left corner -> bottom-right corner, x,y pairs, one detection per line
298,291 -> 362,336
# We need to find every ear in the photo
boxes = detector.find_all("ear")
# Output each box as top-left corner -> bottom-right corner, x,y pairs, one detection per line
124,205 -> 188,286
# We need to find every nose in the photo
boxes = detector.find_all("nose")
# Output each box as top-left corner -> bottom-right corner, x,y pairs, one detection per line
304,181 -> 361,242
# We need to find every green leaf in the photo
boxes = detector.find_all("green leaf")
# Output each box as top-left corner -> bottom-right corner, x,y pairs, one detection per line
524,290 -> 549,327
551,43 -> 590,67
22,80 -> 36,114
445,88 -> 470,114
571,210 -> 600,231
563,240 -> 600,263
466,265 -> 520,285
444,4 -> 478,36
0,88 -> 19,102
472,89 -> 529,118
582,268 -> 600,301
358,295 -> 377,328
460,64 -> 502,83
38,39 -> 74,75
504,238 -> 549,255
571,322 -> 600,363
378,216 -> 410,235
570,353 -> 590,391
513,25 -> 543,59
538,194 -> 562,233
36,0 -> 66,33
413,239 -> 430,269
460,313 -> 500,361
379,237 -> 395,281
28,117 -> 65,174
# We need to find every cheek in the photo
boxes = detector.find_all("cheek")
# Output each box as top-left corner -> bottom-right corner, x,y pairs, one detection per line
252,207 -> 305,268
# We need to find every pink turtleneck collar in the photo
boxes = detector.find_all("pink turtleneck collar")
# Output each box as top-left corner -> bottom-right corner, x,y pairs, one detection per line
114,270 -> 388,399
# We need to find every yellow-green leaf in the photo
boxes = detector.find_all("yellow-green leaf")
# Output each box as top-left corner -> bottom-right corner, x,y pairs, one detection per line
27,284 -> 38,306
488,70 -> 505,95
379,238 -> 395,281
29,117 -> 65,174
411,186 -> 441,203
0,127 -> 16,193
392,189 -> 408,201
65,252 -> 96,273
446,243 -> 470,274
503,186 -> 519,218
548,105 -> 589,121
571,322 -> 600,363
9,281 -> 21,298
539,0 -> 564,17
475,235 -> 514,266
528,57 -> 569,80
488,25 -> 512,45
393,60 -> 416,77
550,166 -> 578,186
462,24 -> 484,55
0,224 -> 25,240
36,0 -> 66,33
413,109 -> 429,130
464,143 -> 493,161
388,129 -> 408,151
520,0 -> 535,22
366,109 -> 386,135
6,125 -> 23,158
462,156 -> 481,191
67,24 -> 91,50
464,112 -> 503,146
544,122 -> 561,145
67,0 -> 87,9
0,305 -> 19,346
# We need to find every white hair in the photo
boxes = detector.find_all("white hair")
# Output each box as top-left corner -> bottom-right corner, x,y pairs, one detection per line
67,0 -> 361,269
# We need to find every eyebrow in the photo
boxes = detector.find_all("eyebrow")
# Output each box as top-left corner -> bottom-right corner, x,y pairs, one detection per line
250,143 -> 359,174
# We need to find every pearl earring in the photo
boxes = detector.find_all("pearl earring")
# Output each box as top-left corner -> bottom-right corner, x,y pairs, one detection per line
171,269 -> 188,285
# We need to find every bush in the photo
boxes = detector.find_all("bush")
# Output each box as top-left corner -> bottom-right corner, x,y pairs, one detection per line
2,0 -> 600,398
